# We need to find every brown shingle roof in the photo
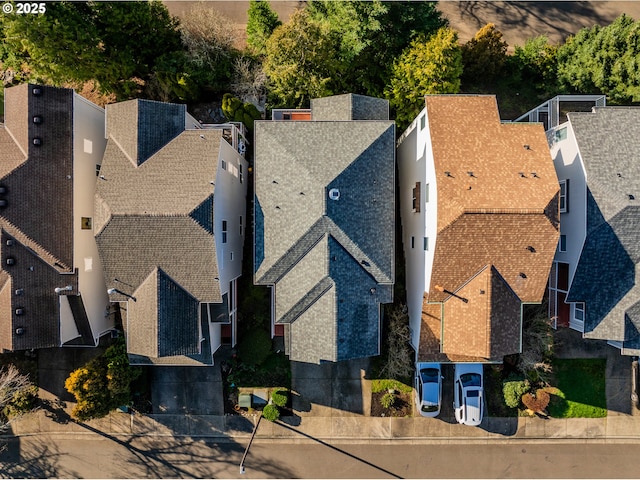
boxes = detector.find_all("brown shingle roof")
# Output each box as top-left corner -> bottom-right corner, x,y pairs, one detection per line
420,95 -> 559,361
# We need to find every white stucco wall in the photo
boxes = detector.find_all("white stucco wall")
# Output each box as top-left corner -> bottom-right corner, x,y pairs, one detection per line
397,107 -> 438,354
61,94 -> 111,344
548,121 -> 587,331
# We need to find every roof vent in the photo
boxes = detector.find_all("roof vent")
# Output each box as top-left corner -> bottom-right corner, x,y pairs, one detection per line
527,246 -> 536,253
467,171 -> 475,177
32,87 -> 42,96
617,173 -> 623,178
15,289 -> 24,296
524,144 -> 531,150
444,171 -> 452,177
519,272 -> 527,279
15,327 -> 25,335
32,138 -> 42,146
6,257 -> 15,266
15,308 -> 24,316
33,116 -> 42,124
0,199 -> 7,208
329,188 -> 340,201
519,172 -> 526,178
629,194 -> 635,201
479,289 -> 486,295
531,172 -> 538,178
6,239 -> 14,246
370,287 -> 376,295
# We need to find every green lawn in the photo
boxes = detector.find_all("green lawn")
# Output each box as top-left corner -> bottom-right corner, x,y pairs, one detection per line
547,358 -> 607,418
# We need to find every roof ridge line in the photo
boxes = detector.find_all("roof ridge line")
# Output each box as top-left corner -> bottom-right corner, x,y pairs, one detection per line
277,276 -> 334,324
462,208 -> 545,214
0,124 -> 28,164
325,218 -> 393,284
108,134 -> 138,168
0,221 -> 72,272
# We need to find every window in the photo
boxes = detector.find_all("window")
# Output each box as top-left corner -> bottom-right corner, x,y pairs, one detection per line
559,179 -> 569,213
555,127 -> 567,142
558,234 -> 567,252
423,237 -> 429,251
283,113 -> 291,120
239,216 -> 243,236
81,217 -> 92,230
420,115 -> 426,131
222,159 -> 227,171
95,164 -> 101,176
412,182 -> 421,212
574,302 -> 585,322
411,236 -> 415,249
84,139 -> 93,154
425,183 -> 429,203
239,164 -> 243,184
230,251 -> 234,261
222,220 -> 227,243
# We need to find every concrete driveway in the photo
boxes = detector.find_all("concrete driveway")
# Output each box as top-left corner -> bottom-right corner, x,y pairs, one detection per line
150,366 -> 224,415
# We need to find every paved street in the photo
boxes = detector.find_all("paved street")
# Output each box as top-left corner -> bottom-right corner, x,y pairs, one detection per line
3,436 -> 640,479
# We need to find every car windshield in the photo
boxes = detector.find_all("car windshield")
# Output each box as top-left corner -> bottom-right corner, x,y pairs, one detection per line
421,404 -> 438,412
460,372 -> 481,387
420,368 -> 439,383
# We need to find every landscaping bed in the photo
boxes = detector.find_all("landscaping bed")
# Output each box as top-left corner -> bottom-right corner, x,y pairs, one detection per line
370,379 -> 413,417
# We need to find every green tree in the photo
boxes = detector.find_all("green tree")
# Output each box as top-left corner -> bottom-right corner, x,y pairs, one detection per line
557,14 -> 640,103
246,0 -> 281,56
263,9 -> 342,108
221,93 -> 262,131
386,28 -> 463,128
461,23 -> 508,91
65,339 -> 140,421
1,1 -> 183,99
307,0 -> 447,97
511,35 -> 559,94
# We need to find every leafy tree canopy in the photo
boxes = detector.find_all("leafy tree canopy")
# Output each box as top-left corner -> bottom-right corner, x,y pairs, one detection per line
461,23 -> 508,90
263,9 -> 342,108
246,0 -> 281,56
1,0 -> 182,99
557,14 -> 640,103
386,27 -> 462,129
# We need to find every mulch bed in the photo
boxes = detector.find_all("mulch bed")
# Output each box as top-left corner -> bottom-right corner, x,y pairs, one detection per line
370,391 -> 413,417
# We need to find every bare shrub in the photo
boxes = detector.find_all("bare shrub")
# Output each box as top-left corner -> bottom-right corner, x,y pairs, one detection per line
521,389 -> 550,413
379,304 -> 414,381
230,57 -> 267,112
179,5 -> 238,67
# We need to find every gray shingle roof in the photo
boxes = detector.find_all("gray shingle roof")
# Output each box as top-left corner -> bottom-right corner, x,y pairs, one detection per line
254,97 -> 395,363
311,94 -> 389,121
565,107 -> 640,350
97,99 -> 222,362
0,84 -> 83,350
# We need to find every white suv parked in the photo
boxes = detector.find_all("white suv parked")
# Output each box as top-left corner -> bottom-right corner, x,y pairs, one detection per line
453,363 -> 484,426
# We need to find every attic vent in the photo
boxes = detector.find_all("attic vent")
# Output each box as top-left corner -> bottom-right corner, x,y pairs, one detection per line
329,188 -> 340,201
32,138 -> 42,146
15,328 -> 25,335
6,257 -> 15,266
32,87 -> 42,96
629,194 -> 635,201
15,289 -> 24,296
33,116 -> 42,124
15,308 -> 24,316
0,200 -> 7,207
519,272 -> 527,279
6,239 -> 14,246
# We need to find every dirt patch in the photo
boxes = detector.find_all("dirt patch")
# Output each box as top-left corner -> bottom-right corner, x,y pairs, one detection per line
370,391 -> 413,417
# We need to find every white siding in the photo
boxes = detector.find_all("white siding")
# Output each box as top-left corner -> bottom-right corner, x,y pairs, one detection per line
397,107 -> 438,354
548,121 -> 588,332
70,94 -> 112,344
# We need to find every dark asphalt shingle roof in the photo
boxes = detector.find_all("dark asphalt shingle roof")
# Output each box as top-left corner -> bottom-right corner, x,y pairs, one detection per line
565,107 -> 640,350
97,99 -> 222,362
254,96 -> 395,363
0,84 -> 81,350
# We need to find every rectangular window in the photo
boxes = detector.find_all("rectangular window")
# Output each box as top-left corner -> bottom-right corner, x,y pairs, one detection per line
222,159 -> 227,171
559,179 -> 569,213
283,113 -> 291,120
423,237 -> 429,251
412,182 -> 421,212
574,302 -> 585,322
222,220 -> 227,243
230,251 -> 234,261
424,183 -> 429,203
239,216 -> 243,236
420,115 -> 426,131
411,236 -> 415,249
95,164 -> 101,176
81,217 -> 92,230
558,234 -> 567,252
555,127 -> 568,142
239,164 -> 243,184
84,139 -> 93,154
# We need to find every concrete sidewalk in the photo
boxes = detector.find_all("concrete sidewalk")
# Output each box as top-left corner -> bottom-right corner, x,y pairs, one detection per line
6,409 -> 640,444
